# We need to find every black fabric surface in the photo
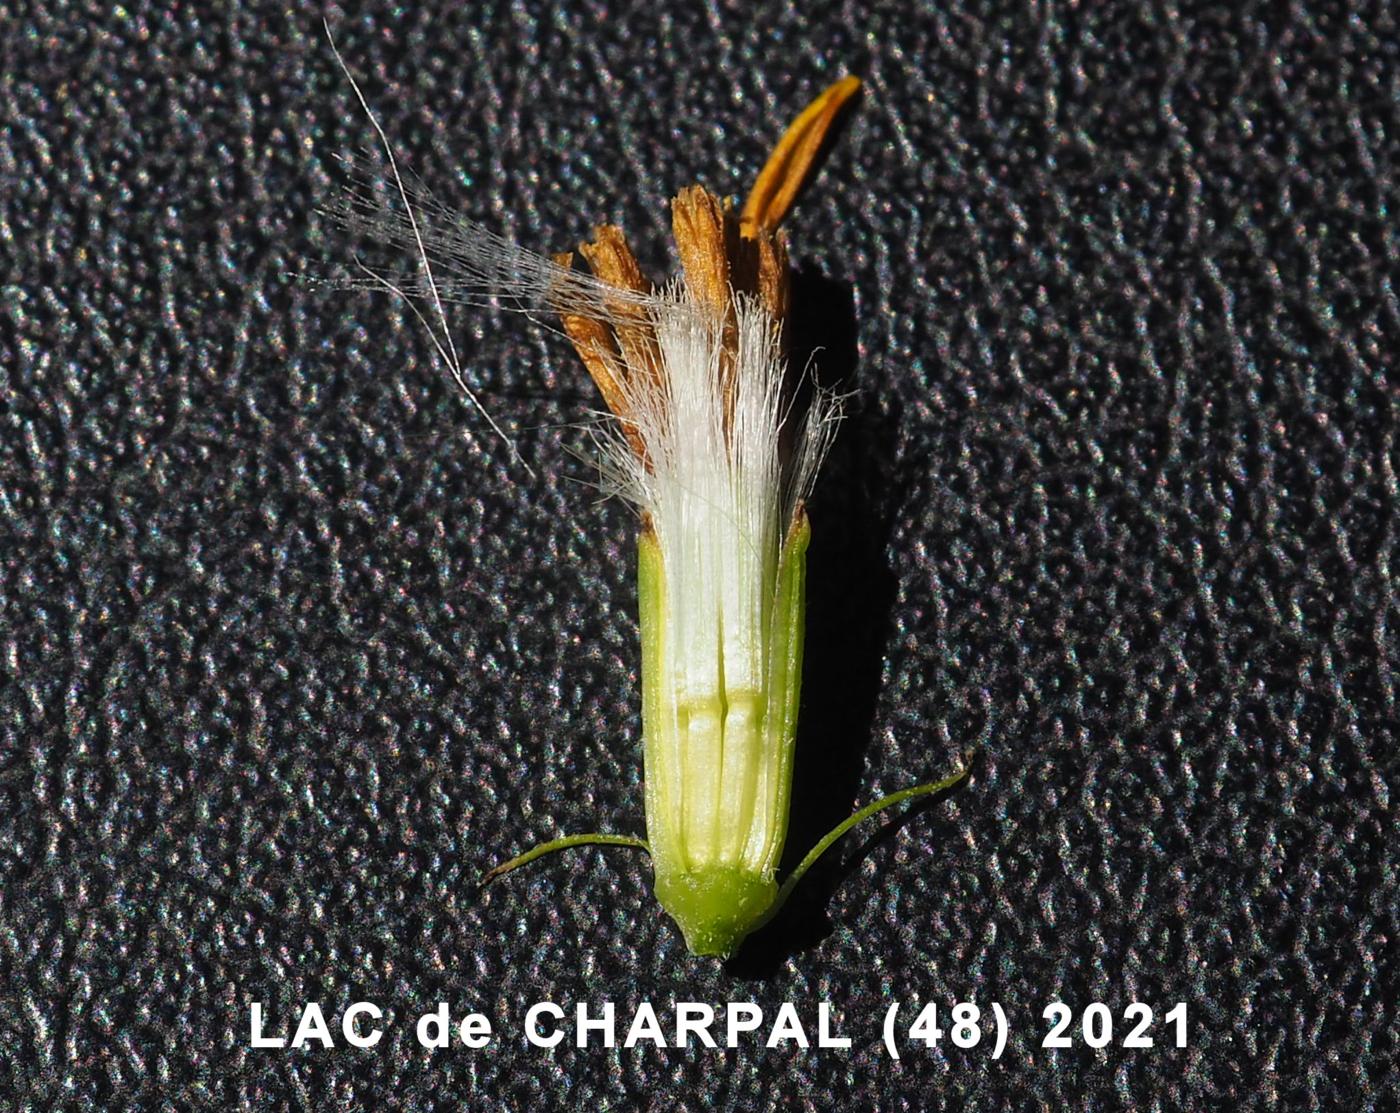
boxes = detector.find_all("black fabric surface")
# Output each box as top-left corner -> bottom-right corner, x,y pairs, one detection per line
3,1 -> 1397,1108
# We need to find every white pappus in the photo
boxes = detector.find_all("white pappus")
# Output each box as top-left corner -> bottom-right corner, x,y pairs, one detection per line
325,27 -> 969,958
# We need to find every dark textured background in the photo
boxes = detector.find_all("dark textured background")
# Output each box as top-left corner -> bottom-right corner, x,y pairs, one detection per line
2,0 -> 1396,1108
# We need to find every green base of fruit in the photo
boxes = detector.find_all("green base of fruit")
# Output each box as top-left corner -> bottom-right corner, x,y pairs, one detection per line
654,867 -> 778,958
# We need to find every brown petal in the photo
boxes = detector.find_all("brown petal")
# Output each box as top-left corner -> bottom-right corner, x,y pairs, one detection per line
579,225 -> 661,391
740,75 -> 862,237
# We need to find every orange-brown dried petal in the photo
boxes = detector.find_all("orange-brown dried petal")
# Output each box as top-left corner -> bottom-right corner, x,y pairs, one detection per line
553,250 -> 646,459
577,225 -> 649,294
740,75 -> 861,236
671,185 -> 733,322
751,228 -> 789,325
579,225 -> 661,389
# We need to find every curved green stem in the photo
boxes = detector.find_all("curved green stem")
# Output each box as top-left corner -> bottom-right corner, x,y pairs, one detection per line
752,759 -> 972,934
481,833 -> 651,886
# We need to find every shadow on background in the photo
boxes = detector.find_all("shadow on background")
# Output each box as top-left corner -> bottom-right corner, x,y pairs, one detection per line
727,265 -> 923,976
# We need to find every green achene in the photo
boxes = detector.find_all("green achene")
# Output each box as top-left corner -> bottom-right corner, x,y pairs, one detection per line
487,514 -> 968,958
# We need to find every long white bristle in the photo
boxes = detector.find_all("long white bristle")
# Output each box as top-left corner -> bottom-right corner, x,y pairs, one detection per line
325,22 -> 838,554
